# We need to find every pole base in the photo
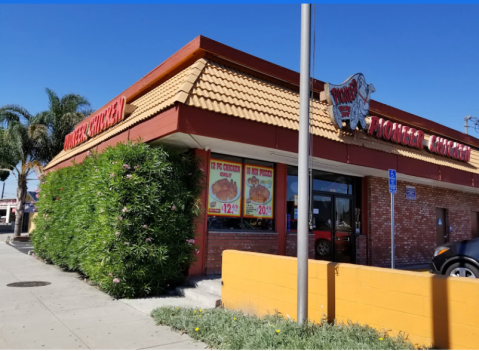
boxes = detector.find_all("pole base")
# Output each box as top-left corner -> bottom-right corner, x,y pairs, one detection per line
12,235 -> 31,242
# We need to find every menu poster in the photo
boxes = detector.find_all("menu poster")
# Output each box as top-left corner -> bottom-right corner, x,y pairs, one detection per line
207,159 -> 242,217
243,164 -> 274,218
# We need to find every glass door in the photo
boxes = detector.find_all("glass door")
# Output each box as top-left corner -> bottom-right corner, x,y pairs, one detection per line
312,195 -> 333,261
312,194 -> 354,263
334,197 -> 353,263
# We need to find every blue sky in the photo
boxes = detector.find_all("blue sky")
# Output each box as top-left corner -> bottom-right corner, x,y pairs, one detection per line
1,4 -> 479,197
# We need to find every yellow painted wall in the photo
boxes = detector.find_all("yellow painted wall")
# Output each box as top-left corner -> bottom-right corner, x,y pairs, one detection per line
222,250 -> 479,350
28,213 -> 37,233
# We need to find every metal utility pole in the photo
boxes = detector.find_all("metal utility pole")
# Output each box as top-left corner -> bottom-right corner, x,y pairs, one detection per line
1,182 -> 4,199
465,115 -> 471,134
297,3 -> 311,326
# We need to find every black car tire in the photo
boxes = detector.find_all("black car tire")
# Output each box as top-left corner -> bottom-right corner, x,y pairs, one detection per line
315,239 -> 331,257
445,262 -> 479,278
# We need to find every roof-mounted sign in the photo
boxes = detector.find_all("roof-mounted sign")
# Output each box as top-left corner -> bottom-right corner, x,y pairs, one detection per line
64,96 -> 136,151
321,74 -> 471,163
321,73 -> 375,130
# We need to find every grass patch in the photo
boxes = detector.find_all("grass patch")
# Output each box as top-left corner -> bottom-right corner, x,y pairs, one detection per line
152,307 -> 427,350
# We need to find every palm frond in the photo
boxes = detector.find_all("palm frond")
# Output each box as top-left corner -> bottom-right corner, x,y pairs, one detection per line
24,160 -> 44,175
40,88 -> 91,159
28,123 -> 48,140
0,105 -> 33,123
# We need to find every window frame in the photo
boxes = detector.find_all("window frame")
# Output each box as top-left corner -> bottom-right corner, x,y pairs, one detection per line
207,153 -> 276,233
286,166 -> 361,235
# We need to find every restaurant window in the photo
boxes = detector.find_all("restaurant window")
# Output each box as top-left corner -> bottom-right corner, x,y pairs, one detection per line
207,154 -> 275,232
286,166 -> 299,231
312,170 -> 353,195
286,166 -> 355,232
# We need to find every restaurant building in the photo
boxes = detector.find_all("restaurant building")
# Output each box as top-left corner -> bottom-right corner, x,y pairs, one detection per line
45,36 -> 479,275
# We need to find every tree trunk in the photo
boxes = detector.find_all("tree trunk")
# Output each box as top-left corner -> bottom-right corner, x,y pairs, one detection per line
14,175 -> 27,237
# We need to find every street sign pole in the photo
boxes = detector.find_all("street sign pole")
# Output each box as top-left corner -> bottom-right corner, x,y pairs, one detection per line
388,169 -> 397,269
391,192 -> 395,269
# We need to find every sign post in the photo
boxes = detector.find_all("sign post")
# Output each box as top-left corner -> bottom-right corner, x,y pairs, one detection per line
388,169 -> 397,269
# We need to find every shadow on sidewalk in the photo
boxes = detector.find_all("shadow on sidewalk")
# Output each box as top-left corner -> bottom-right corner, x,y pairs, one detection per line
6,240 -> 34,255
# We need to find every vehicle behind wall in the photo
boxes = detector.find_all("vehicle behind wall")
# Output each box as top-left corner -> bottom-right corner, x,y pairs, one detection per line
430,238 -> 479,278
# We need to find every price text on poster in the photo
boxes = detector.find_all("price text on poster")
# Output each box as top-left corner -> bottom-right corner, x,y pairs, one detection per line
207,159 -> 242,217
243,164 -> 274,219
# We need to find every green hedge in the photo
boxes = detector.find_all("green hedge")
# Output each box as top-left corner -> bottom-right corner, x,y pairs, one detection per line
32,141 -> 203,298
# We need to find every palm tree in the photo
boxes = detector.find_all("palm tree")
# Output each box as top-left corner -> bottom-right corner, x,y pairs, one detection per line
0,128 -> 14,182
0,89 -> 91,237
0,110 -> 47,236
36,88 -> 92,161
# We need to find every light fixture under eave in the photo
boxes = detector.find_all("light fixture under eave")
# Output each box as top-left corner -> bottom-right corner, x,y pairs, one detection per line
124,104 -> 138,118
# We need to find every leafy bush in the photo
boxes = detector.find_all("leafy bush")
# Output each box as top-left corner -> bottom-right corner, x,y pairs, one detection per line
32,141 -> 203,298
152,307 -> 426,350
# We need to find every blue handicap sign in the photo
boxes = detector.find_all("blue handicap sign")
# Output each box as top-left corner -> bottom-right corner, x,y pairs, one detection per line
388,169 -> 397,194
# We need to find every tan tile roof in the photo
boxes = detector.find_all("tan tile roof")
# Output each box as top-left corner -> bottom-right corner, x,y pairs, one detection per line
185,60 -> 479,174
46,58 -> 479,175
46,59 -> 207,169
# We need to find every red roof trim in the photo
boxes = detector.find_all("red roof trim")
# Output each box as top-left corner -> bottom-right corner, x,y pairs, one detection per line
75,35 -> 479,148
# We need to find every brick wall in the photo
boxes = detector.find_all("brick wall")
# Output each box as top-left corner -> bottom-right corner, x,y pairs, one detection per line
368,176 -> 479,267
357,235 -> 367,265
206,232 -> 278,275
285,233 -> 315,259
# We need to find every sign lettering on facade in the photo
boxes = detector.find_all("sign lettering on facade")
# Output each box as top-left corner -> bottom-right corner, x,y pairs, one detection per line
322,73 -> 375,130
64,96 -> 127,151
323,74 -> 472,164
368,115 -> 471,163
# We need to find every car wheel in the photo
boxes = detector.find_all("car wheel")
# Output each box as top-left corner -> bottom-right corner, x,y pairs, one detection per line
445,262 -> 479,278
315,240 -> 330,257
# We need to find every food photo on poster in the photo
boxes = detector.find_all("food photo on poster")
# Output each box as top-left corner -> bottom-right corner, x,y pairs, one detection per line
207,159 -> 242,216
243,164 -> 274,218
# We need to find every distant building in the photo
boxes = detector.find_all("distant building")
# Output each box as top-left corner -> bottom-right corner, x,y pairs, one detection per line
0,191 -> 38,233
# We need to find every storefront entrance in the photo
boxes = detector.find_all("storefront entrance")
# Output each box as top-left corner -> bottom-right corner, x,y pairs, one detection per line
286,166 -> 360,264
312,193 -> 354,263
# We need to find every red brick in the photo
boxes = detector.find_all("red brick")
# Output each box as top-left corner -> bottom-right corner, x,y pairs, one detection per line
285,234 -> 315,259
368,176 -> 479,267
205,232 -> 278,274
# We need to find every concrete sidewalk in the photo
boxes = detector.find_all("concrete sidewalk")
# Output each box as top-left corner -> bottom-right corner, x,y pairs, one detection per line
0,241 -> 206,350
